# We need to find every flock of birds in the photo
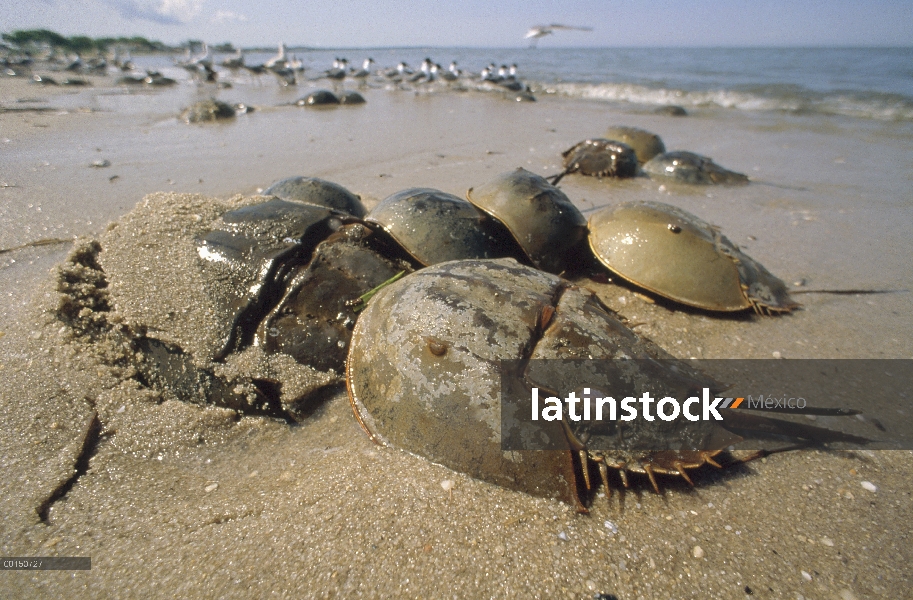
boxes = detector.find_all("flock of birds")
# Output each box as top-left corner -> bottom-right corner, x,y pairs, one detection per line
3,24 -> 592,91
170,22 -> 592,88
168,41 -> 536,94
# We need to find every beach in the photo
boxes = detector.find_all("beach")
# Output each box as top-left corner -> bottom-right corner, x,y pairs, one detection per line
1,53 -> 912,598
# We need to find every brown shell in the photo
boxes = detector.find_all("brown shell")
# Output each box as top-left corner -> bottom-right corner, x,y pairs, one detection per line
559,138 -> 638,179
587,201 -> 798,313
466,168 -> 587,274
196,198 -> 347,355
603,126 -> 666,164
256,225 -> 409,372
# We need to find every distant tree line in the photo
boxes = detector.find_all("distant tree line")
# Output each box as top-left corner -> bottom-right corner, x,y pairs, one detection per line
1,29 -> 172,54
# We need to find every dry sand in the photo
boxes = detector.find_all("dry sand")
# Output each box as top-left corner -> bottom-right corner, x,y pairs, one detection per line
1,73 -> 912,598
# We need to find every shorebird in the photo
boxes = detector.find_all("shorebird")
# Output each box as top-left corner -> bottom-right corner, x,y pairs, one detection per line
177,43 -> 213,82
409,58 -> 433,83
383,62 -> 413,83
525,24 -> 593,47
271,67 -> 297,86
352,58 -> 374,79
64,54 -> 83,72
85,56 -> 107,74
325,57 -> 348,80
113,47 -> 134,71
221,47 -> 244,70
190,42 -> 212,68
265,43 -> 287,70
440,61 -> 462,83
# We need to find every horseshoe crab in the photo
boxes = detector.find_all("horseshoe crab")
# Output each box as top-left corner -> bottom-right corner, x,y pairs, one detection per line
549,139 -> 638,185
507,91 -> 536,102
655,105 -> 687,117
180,99 -> 236,123
196,198 -> 350,359
467,168 -> 587,275
365,188 -> 515,266
263,176 -> 368,218
297,90 -> 340,106
603,126 -> 666,164
254,223 -> 409,371
347,259 -> 758,510
339,91 -> 366,105
587,201 -> 799,314
643,151 -> 749,185
193,195 -> 412,371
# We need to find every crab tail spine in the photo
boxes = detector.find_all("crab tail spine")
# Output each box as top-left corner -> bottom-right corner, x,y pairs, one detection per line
546,171 -> 567,185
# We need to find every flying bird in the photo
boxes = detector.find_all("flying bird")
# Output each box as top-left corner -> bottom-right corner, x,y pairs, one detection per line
525,24 -> 594,47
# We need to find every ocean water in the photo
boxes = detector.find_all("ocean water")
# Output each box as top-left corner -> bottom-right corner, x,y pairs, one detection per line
120,46 -> 913,122
241,47 -> 913,121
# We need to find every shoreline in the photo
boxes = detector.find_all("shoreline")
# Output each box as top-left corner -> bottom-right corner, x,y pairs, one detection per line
1,70 -> 911,598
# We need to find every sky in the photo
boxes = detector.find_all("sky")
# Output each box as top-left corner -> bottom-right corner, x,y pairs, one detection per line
3,0 -> 912,48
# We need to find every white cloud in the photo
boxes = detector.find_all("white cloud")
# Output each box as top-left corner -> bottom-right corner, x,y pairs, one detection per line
211,10 -> 248,23
101,0 -> 205,25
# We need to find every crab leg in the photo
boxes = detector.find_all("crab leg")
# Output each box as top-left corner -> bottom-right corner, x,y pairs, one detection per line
642,463 -> 661,494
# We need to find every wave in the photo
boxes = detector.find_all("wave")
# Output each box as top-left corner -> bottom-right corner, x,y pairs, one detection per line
532,81 -> 913,122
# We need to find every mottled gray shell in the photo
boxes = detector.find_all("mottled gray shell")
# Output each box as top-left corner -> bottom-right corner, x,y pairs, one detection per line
346,259 -> 579,507
297,90 -> 339,106
558,138 -> 638,180
603,126 -> 666,164
180,99 -> 236,123
467,168 -> 587,274
643,151 -> 749,185
263,176 -> 367,218
365,188 -> 506,266
588,201 -> 798,313
346,258 -> 732,508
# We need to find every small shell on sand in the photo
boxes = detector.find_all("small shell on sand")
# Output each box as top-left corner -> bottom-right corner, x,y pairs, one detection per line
861,481 -> 877,492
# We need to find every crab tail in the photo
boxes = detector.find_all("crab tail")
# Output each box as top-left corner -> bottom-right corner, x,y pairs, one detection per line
547,171 -> 568,185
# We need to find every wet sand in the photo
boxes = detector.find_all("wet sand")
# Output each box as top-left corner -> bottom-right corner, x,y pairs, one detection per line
1,72 -> 912,598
